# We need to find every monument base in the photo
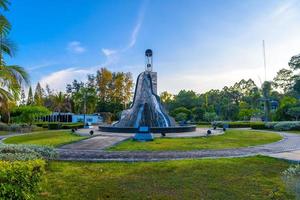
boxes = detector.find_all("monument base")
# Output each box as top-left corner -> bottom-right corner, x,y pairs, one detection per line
133,133 -> 154,141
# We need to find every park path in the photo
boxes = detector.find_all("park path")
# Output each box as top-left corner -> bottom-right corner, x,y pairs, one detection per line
57,131 -> 300,162
59,135 -> 130,150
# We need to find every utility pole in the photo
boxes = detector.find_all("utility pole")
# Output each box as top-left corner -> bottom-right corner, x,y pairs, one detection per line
83,87 -> 87,128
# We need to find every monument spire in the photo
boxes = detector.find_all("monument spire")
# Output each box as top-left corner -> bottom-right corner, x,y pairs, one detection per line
145,49 -> 153,72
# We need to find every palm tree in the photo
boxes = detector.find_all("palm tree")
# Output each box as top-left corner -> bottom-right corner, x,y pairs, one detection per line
0,1 -> 29,121
51,92 -> 71,122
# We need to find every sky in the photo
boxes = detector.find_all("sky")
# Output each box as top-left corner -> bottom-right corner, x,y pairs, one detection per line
5,0 -> 300,94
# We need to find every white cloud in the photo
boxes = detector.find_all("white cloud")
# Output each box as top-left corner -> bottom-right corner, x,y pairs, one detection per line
27,61 -> 57,71
39,67 -> 97,92
123,0 -> 148,51
67,41 -> 86,54
101,48 -> 117,57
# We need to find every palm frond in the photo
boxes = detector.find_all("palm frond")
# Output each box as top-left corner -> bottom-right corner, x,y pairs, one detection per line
0,38 -> 17,57
0,0 -> 10,11
0,87 -> 13,102
0,15 -> 11,36
5,65 -> 30,85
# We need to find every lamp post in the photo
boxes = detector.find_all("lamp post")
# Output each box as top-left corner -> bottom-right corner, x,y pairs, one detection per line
83,87 -> 87,128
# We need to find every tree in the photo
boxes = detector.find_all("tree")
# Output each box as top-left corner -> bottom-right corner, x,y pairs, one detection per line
289,54 -> 300,70
12,105 -> 50,125
51,92 -> 71,118
192,107 -> 205,122
34,82 -> 44,106
273,68 -> 294,93
0,12 -> 29,109
27,86 -> 33,105
96,68 -> 113,102
204,112 -> 217,122
20,88 -> 26,105
287,107 -> 300,121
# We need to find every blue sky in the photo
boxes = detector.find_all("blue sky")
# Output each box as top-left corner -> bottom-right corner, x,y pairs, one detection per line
6,0 -> 300,93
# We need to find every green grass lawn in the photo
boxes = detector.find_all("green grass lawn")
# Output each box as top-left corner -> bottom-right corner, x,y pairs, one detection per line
287,130 -> 300,134
109,129 -> 282,151
196,124 -> 211,128
39,156 -> 293,200
3,130 -> 87,147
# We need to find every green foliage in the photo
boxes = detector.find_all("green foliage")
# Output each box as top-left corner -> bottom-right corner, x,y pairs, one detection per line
0,159 -> 45,200
273,121 -> 300,131
204,112 -> 217,122
34,82 -> 44,106
282,165 -> 300,199
213,121 -> 252,128
12,106 -> 50,125
287,107 -> 300,120
273,68 -> 294,93
175,112 -> 188,122
192,107 -> 205,122
0,144 -> 57,161
171,106 -> 191,119
34,122 -> 84,130
289,54 -> 300,70
250,122 -> 267,129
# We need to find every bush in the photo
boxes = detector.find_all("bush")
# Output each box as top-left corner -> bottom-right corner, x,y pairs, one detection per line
273,121 -> 300,131
282,165 -> 300,199
34,122 -> 84,130
0,123 -> 9,131
48,123 -> 62,130
212,121 -> 251,128
61,122 -> 84,129
250,122 -> 267,129
0,159 -> 46,200
0,144 -> 58,161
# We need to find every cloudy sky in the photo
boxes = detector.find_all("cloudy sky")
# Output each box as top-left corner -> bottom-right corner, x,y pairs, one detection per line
6,0 -> 300,94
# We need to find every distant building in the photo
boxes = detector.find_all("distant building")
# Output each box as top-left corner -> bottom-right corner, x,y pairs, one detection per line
41,112 -> 103,124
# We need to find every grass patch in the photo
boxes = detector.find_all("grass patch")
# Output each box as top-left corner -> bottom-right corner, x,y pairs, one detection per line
196,124 -> 211,128
109,129 -> 282,151
0,131 -> 9,136
3,130 -> 87,147
286,130 -> 300,134
39,156 -> 293,199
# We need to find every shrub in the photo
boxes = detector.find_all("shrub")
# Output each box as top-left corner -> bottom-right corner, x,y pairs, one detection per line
48,123 -> 62,130
0,159 -> 46,200
0,144 -> 58,161
273,121 -> 300,131
212,121 -> 251,128
0,123 -> 9,131
250,122 -> 267,129
265,122 -> 278,129
282,165 -> 300,199
61,122 -> 84,129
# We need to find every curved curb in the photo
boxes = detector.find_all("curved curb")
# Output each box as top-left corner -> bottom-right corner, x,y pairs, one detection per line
55,131 -> 300,162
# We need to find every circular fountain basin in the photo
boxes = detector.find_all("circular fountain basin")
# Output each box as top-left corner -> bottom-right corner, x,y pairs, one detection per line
98,125 -> 196,133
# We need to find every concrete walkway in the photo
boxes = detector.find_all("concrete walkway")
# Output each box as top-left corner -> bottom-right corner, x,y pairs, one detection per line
57,131 -> 300,162
60,135 -> 130,150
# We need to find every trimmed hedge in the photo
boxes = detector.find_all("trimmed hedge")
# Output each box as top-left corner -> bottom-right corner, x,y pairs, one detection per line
250,121 -> 300,131
212,121 -> 251,128
34,122 -> 84,130
250,122 -> 268,130
0,159 -> 45,200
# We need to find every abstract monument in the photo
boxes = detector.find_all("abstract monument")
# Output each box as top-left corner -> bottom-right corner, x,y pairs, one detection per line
99,49 -> 196,136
